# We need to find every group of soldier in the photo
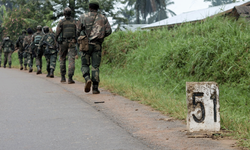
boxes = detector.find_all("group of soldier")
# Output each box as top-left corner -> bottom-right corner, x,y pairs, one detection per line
0,0 -> 112,94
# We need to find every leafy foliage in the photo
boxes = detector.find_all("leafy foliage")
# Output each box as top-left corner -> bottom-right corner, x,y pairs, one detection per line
204,0 -> 236,6
102,16 -> 250,148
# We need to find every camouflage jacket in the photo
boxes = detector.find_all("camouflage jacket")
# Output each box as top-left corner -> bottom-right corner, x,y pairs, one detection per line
55,16 -> 77,41
2,39 -> 14,53
23,34 -> 33,53
38,32 -> 57,54
32,31 -> 45,46
16,34 -> 26,49
77,10 -> 112,44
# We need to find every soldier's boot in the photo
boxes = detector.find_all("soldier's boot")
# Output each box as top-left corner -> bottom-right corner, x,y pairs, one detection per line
68,75 -> 75,84
9,63 -> 11,68
49,69 -> 54,78
61,75 -> 66,83
84,76 -> 92,93
29,66 -> 33,73
20,64 -> 23,70
46,69 -> 50,77
36,65 -> 41,74
4,62 -> 7,68
24,65 -> 27,70
92,82 -> 100,94
0,61 -> 1,67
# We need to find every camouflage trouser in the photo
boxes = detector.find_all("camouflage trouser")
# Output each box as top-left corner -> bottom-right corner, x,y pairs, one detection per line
4,52 -> 12,66
18,50 -> 28,66
45,52 -> 57,73
36,47 -> 44,69
59,40 -> 76,77
27,52 -> 34,68
81,44 -> 102,83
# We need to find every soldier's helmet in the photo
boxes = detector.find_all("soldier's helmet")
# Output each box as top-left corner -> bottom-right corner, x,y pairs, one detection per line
37,25 -> 42,31
89,0 -> 99,9
27,28 -> 33,34
64,7 -> 71,16
43,26 -> 49,33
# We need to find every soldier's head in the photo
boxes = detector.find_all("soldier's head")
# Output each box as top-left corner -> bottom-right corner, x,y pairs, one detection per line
27,28 -> 33,35
64,7 -> 71,17
43,26 -> 49,34
5,35 -> 10,40
22,29 -> 27,35
37,25 -> 42,31
89,0 -> 99,10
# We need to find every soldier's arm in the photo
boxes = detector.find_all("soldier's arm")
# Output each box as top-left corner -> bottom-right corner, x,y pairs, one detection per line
38,35 -> 45,49
104,17 -> 112,37
76,16 -> 85,37
15,37 -> 20,47
55,20 -> 63,40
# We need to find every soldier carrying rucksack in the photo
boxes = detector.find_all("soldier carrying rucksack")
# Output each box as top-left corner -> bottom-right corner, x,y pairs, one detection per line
1,35 -> 15,68
38,26 -> 58,78
23,28 -> 34,72
16,29 -> 27,70
32,25 -> 45,74
55,7 -> 78,84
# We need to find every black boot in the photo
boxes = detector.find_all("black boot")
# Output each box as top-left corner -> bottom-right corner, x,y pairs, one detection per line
24,65 -> 27,70
0,61 -> 1,67
92,82 -> 100,94
36,65 -> 41,74
9,63 -> 11,68
61,75 -> 66,82
20,64 -> 23,70
29,66 -> 33,72
49,69 -> 54,78
84,76 -> 92,93
68,75 -> 75,84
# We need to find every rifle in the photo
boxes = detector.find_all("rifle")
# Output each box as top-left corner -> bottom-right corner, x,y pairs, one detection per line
41,40 -> 56,55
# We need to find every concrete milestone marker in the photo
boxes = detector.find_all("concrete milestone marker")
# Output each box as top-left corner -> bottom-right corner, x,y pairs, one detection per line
186,82 -> 220,132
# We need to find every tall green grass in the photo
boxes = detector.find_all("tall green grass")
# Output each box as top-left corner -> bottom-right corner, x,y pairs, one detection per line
7,16 -> 250,148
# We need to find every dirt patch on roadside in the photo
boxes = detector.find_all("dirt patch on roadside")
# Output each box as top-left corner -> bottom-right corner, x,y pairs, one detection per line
34,73 -> 239,150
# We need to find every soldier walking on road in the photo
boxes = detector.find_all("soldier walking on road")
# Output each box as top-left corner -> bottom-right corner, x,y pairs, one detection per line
23,28 -> 34,72
1,35 -> 15,68
38,26 -> 58,78
16,30 -> 27,70
77,0 -> 112,94
32,25 -> 45,74
56,7 -> 78,84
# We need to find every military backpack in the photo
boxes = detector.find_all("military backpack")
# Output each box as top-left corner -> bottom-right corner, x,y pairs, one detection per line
34,34 -> 43,44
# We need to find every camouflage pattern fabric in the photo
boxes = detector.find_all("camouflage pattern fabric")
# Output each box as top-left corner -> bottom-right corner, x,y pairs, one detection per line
59,41 -> 76,77
77,10 -> 112,44
27,53 -> 34,67
2,40 -> 14,53
32,31 -> 45,69
45,53 -> 57,72
56,16 -> 77,77
81,44 -> 101,82
3,52 -> 12,66
16,34 -> 26,66
77,9 -> 112,82
23,34 -> 33,67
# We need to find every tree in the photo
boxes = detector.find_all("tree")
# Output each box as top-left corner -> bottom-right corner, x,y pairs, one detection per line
204,0 -> 236,7
125,0 -> 176,24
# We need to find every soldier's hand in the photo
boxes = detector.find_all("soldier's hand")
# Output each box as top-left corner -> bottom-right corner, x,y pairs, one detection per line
75,55 -> 79,59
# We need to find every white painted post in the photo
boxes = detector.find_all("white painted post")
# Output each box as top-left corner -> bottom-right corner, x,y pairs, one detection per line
186,82 -> 220,132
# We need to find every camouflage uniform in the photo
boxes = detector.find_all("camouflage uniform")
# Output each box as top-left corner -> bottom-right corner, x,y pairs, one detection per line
77,7 -> 112,93
23,34 -> 34,72
16,30 -> 27,70
1,37 -> 15,68
56,9 -> 77,83
32,29 -> 45,74
38,27 -> 57,78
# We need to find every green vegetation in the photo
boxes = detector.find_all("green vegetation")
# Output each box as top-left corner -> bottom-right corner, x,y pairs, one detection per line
6,16 -> 250,148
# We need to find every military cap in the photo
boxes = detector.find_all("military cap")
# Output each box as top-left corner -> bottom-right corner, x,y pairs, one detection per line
43,26 -> 49,33
37,25 -> 42,30
22,29 -> 27,33
89,0 -> 99,7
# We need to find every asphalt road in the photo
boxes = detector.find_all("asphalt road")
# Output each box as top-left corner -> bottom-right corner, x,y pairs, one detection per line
0,68 -> 152,150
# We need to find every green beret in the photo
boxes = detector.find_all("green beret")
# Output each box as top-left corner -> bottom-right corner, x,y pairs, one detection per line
89,0 -> 99,6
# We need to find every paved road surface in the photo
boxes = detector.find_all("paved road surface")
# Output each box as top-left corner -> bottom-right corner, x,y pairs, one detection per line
0,68 -> 152,150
